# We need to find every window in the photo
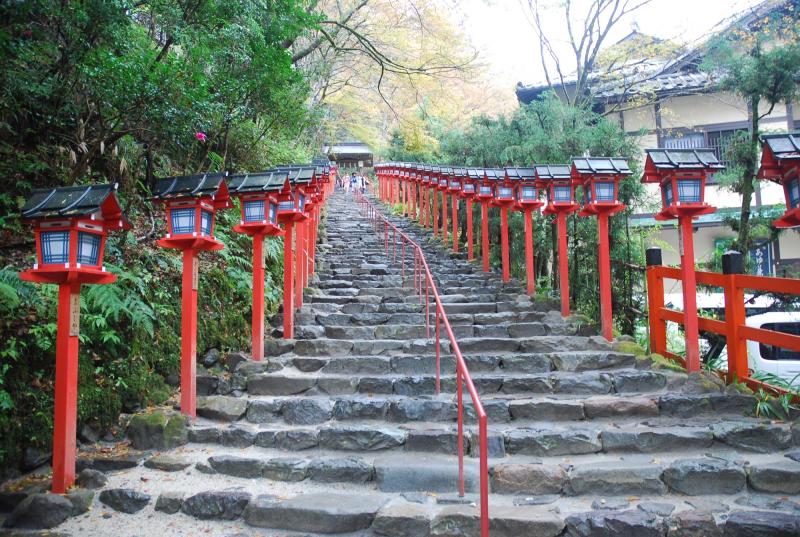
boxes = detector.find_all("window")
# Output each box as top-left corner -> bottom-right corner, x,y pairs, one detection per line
554,185 -> 572,202
788,178 -> 800,208
171,208 -> 195,235
41,231 -> 70,264
595,182 -> 615,201
663,184 -> 674,206
200,210 -> 212,235
244,200 -> 265,222
77,232 -> 101,265
662,132 -> 705,150
707,128 -> 747,168
758,322 -> 800,361
677,179 -> 702,203
521,186 -> 536,199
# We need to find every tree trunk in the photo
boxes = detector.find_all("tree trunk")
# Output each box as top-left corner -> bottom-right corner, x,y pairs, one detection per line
737,94 -> 760,255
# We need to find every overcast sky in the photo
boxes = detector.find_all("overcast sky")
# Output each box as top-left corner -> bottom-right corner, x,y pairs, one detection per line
453,0 -> 765,90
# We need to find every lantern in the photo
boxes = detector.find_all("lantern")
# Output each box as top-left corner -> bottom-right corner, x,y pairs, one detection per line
489,169 -> 515,207
505,167 -> 544,295
475,169 -> 495,202
20,184 -> 130,494
641,148 -> 724,373
571,157 -> 631,342
758,132 -> 800,228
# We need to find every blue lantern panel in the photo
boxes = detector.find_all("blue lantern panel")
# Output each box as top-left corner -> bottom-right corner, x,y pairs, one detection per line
171,208 -> 196,235
278,200 -> 295,211
480,186 -> 492,195
200,210 -> 213,235
268,202 -> 277,223
41,231 -> 70,264
677,179 -> 701,203
788,178 -> 800,208
521,187 -> 537,199
554,185 -> 572,202
439,179 -> 448,187
244,200 -> 266,222
463,184 -> 475,193
77,232 -> 101,265
498,187 -> 513,198
451,181 -> 461,189
595,182 -> 615,201
298,193 -> 305,212
663,185 -> 674,206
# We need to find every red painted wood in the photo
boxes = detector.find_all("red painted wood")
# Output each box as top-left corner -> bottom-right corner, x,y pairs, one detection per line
51,282 -> 80,493
481,202 -> 490,273
524,209 -> 535,296
500,206 -> 510,282
283,221 -> 294,339
433,190 -> 439,237
557,211 -> 570,316
441,192 -> 448,244
295,219 -> 304,310
452,196 -> 458,253
680,216 -> 701,372
466,199 -> 474,261
251,234 -> 265,360
597,212 -> 613,341
180,249 -> 197,419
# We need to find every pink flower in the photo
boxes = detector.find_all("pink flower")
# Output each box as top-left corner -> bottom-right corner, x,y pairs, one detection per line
195,132 -> 207,142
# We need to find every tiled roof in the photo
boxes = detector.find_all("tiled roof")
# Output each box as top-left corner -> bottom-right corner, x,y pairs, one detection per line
153,173 -> 228,200
23,184 -> 120,220
761,133 -> 800,160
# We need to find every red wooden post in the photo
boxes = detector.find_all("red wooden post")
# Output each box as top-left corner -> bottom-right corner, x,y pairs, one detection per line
283,221 -> 294,339
524,208 -> 535,295
452,196 -> 459,252
466,199 -> 474,260
295,219 -> 305,310
425,186 -> 431,227
441,191 -> 448,243
180,249 -> 198,418
679,216 -> 701,372
51,282 -> 80,493
597,212 -> 613,340
433,190 -> 439,237
251,234 -> 265,361
645,248 -> 667,355
481,202 -> 490,272
500,206 -> 510,282
722,251 -> 748,381
557,211 -> 570,316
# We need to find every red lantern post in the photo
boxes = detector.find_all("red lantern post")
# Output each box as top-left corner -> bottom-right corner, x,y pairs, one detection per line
489,169 -> 515,282
572,157 -> 631,341
473,169 -> 492,272
229,172 -> 285,361
448,169 -> 464,252
758,133 -> 800,228
642,148 -> 724,372
538,165 -> 578,316
438,167 -> 450,244
152,173 -> 233,419
20,184 -> 130,494
507,167 -> 545,295
459,168 -> 478,260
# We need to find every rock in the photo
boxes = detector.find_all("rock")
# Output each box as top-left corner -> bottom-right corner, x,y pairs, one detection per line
220,426 -> 256,447
308,457 -> 374,483
681,371 -> 726,394
155,492 -> 184,514
66,489 -> 94,515
747,462 -> 800,494
591,498 -> 630,510
207,455 -> 263,478
333,398 -> 389,420
75,468 -> 107,489
200,348 -> 221,368
489,505 -> 565,537
21,447 -> 50,471
245,400 -> 283,423
243,492 -> 387,532
181,490 -> 251,520
196,396 -> 248,421
786,449 -> 800,462
78,423 -> 100,444
565,509 -> 664,537
144,454 -> 191,472
505,428 -> 602,456
274,430 -> 319,450
662,458 -> 746,495
2,493 -> 73,529
196,375 -> 219,396
583,396 -> 659,418
262,458 -> 309,481
373,502 -> 432,537
86,453 -> 143,472
293,357 -> 327,372
223,351 -> 249,372
189,426 -> 221,443
734,495 -> 800,512
195,462 -> 216,474
567,463 -> 667,496
247,374 -> 316,395
713,422 -> 792,453
388,400 -> 456,422
318,426 -> 405,451
601,428 -> 713,453
282,398 -> 333,425
638,502 -> 675,516
724,510 -> 800,537
98,488 -> 151,514
376,459 -> 480,493
491,464 -> 565,495
294,339 -> 354,356
508,399 -> 585,421
667,509 -> 721,537
430,504 -> 480,537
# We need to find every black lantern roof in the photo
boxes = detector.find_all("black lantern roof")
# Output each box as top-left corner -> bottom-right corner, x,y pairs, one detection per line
440,166 -> 453,176
505,167 -> 538,181
153,172 -> 228,200
276,166 -> 315,185
467,168 -> 484,179
22,183 -> 128,226
452,167 -> 468,177
311,157 -> 330,166
760,133 -> 800,161
484,168 -> 505,180
534,165 -> 572,179
644,149 -> 722,170
228,171 -> 287,193
572,157 -> 632,175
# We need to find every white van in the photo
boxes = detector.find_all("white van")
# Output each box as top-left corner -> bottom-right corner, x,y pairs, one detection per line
746,312 -> 800,384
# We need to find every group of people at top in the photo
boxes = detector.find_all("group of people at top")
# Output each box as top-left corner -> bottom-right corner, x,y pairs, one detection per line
337,171 -> 367,194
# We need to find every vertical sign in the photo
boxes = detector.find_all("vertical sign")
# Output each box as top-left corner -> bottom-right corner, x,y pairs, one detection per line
69,292 -> 80,336
192,255 -> 199,290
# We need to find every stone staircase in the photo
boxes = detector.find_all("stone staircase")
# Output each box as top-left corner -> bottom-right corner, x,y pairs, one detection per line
5,189 -> 800,536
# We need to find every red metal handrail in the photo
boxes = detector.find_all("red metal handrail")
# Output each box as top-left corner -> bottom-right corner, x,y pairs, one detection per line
354,190 -> 490,537
647,263 -> 800,397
